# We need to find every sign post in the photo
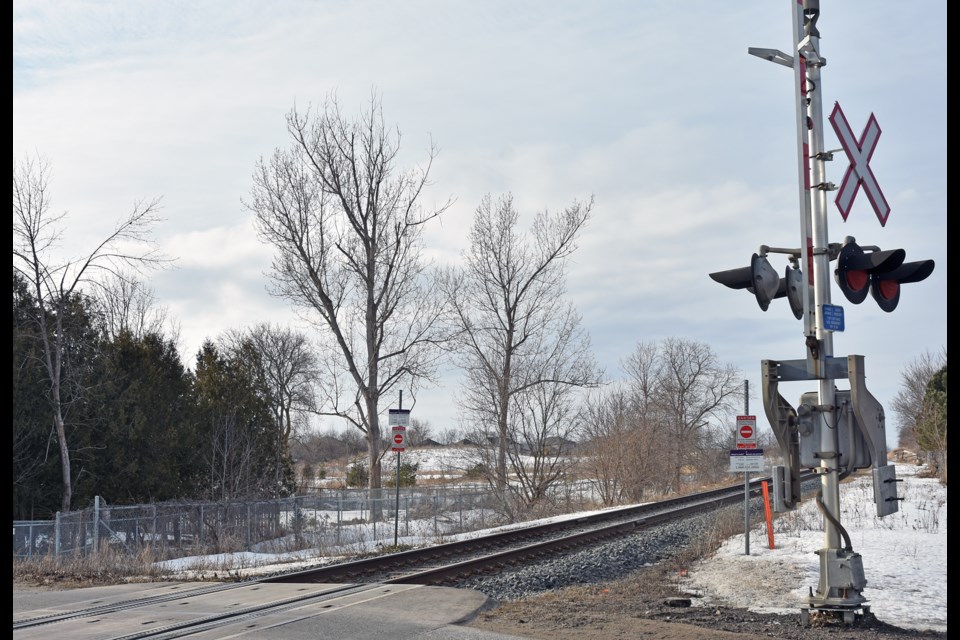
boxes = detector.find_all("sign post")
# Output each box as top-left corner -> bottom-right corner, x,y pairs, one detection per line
739,383 -> 755,555
388,395 -> 410,547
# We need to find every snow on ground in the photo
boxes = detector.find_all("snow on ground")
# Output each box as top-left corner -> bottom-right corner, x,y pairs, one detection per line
154,454 -> 945,633
682,462 -> 946,632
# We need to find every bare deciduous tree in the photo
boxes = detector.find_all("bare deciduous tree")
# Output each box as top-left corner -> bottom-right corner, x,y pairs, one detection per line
204,411 -> 260,501
246,92 -> 453,511
578,387 -> 629,506
443,192 -> 601,504
94,271 -> 173,341
891,348 -> 947,451
407,418 -> 435,446
915,365 -> 946,480
647,337 -> 742,492
579,383 -> 667,505
223,323 -> 318,488
580,339 -> 741,500
620,342 -> 674,495
12,154 -> 165,511
504,380 -> 582,512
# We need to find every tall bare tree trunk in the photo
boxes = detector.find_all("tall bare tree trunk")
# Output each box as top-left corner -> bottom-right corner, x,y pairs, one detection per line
247,92 -> 452,521
443,192 -> 600,513
13,153 -> 164,513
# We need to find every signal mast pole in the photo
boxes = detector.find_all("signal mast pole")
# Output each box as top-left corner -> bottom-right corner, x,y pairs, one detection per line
745,1 -> 874,625
796,0 -> 846,566
718,0 -> 932,626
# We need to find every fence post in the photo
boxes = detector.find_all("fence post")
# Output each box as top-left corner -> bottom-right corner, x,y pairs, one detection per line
336,490 -> 342,547
294,496 -> 302,545
94,496 -> 100,554
55,511 -> 61,557
371,493 -> 377,543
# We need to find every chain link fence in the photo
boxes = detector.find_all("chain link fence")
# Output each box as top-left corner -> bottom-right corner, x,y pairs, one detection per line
12,485 -> 517,560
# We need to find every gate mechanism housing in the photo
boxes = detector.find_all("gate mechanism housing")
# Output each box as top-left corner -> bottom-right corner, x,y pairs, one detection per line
762,354 -> 899,517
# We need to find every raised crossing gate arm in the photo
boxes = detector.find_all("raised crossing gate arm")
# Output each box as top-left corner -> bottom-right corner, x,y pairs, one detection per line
846,355 -> 887,469
761,359 -> 801,510
761,355 -> 899,518
847,355 -> 900,517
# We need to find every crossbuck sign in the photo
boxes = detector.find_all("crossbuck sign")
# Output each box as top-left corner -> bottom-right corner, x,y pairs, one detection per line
829,102 -> 890,227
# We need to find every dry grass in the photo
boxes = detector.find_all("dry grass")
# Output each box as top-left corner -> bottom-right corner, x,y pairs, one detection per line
13,546 -> 176,588
11,476 -> 767,590
670,504 -> 746,574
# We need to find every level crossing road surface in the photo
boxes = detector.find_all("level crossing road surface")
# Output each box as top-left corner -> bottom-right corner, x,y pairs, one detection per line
13,581 -> 533,640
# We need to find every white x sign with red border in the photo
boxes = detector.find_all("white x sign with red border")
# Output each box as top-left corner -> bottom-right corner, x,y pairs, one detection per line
829,102 -> 890,227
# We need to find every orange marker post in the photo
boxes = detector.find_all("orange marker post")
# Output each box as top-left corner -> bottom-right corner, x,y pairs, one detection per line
761,480 -> 775,549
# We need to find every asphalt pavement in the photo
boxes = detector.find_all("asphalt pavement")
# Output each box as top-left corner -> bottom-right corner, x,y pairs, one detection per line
13,581 -> 533,639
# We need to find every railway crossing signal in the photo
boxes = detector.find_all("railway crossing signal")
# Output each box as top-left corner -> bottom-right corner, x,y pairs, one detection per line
709,253 -> 804,319
834,238 -> 934,312
711,237 -> 934,318
726,0 -> 941,623
868,259 -> 936,312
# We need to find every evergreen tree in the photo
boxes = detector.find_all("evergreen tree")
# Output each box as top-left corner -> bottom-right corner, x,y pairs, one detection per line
82,330 -> 200,504
12,270 -> 102,518
193,341 -> 293,500
917,365 -> 947,480
12,272 -> 60,519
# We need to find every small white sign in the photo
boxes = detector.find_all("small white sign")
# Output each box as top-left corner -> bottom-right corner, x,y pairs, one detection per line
736,415 -> 757,449
391,425 -> 406,452
389,409 -> 411,427
729,448 -> 764,472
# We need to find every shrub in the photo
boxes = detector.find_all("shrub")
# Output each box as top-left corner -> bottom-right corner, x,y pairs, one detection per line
383,462 -> 418,488
346,459 -> 368,487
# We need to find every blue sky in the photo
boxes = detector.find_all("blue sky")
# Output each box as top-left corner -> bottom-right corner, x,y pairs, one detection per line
13,1 -> 947,447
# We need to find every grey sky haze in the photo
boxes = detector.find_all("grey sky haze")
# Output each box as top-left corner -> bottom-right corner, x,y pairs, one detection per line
13,1 -> 947,447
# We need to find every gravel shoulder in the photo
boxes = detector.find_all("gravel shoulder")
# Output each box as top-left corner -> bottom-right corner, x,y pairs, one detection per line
463,563 -> 947,640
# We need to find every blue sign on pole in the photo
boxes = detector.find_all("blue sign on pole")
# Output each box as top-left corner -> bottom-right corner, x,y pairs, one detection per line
822,304 -> 844,332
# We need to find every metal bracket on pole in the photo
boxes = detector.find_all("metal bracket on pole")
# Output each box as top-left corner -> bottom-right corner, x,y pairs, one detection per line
747,47 -> 793,68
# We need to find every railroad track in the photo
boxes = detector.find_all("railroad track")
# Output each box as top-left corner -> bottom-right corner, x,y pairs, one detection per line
260,476 -> 777,586
15,474 -> 812,639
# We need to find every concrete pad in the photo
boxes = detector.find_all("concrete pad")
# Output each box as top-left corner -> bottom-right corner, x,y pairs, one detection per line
13,581 -> 532,640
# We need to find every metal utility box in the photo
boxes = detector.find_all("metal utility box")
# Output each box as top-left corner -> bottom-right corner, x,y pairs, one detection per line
797,390 -> 872,471
872,463 -> 900,518
771,465 -> 791,513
